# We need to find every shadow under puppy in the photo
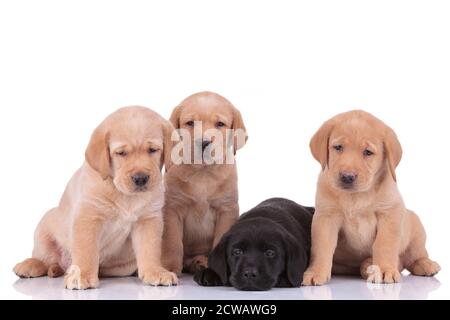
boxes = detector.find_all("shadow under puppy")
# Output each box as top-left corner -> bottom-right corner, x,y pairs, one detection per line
162,91 -> 248,275
14,106 -> 178,289
194,198 -> 313,291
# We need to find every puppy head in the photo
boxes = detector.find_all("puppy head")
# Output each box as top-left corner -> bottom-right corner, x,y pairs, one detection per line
169,91 -> 247,166
209,219 -> 305,291
85,106 -> 174,195
310,110 -> 402,192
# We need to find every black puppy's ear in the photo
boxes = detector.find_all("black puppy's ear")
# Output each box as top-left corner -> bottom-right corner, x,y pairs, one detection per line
208,234 -> 230,285
284,234 -> 308,287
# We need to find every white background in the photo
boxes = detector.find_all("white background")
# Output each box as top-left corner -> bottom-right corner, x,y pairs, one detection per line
0,0 -> 449,300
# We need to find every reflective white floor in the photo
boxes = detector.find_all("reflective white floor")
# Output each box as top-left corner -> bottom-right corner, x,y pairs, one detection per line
6,273 -> 446,300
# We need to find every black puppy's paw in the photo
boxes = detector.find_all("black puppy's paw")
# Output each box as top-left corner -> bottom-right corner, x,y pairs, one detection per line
194,267 -> 222,287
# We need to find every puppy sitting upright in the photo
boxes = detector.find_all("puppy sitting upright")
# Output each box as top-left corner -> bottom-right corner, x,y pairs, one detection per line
162,91 -> 248,274
14,106 -> 178,289
194,198 -> 313,291
303,110 -> 440,286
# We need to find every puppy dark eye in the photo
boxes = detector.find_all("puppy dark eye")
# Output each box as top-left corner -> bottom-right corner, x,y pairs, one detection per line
186,121 -> 194,127
264,250 -> 275,258
116,151 -> 127,157
363,149 -> 374,157
148,148 -> 158,154
216,121 -> 225,128
334,145 -> 343,152
232,249 -> 243,257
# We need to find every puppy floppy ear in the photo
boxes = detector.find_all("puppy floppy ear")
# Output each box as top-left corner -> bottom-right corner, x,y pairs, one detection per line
169,105 -> 183,129
162,120 -> 177,172
231,107 -> 248,154
208,233 -> 230,285
383,127 -> 403,182
283,232 -> 308,287
310,119 -> 335,170
85,124 -> 111,179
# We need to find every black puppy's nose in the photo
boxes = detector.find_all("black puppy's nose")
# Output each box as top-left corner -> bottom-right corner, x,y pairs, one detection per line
202,140 -> 212,151
243,268 -> 258,279
340,172 -> 357,186
132,173 -> 149,187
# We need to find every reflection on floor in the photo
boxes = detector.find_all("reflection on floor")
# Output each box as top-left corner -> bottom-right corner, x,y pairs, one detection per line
13,274 -> 441,300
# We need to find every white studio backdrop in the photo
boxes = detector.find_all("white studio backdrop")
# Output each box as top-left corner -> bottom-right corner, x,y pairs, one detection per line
0,0 -> 449,299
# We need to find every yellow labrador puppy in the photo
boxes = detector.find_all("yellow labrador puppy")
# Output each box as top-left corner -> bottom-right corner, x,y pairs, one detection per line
303,110 -> 440,285
162,91 -> 248,275
14,106 -> 178,289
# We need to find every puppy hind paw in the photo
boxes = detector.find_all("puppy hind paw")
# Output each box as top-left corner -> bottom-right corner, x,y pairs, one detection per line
13,258 -> 47,278
193,255 -> 208,268
409,258 -> 441,277
185,255 -> 209,274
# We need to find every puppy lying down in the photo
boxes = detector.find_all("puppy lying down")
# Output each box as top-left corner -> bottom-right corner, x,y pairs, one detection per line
194,198 -> 314,291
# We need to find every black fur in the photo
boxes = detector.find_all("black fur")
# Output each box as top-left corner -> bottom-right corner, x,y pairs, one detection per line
194,198 -> 314,291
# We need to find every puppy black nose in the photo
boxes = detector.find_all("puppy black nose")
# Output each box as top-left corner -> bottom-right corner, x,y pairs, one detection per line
132,173 -> 149,187
243,268 -> 258,279
340,172 -> 357,185
202,140 -> 212,151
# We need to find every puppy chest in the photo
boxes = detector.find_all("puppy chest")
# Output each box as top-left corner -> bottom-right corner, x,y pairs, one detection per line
99,219 -> 134,258
339,213 -> 377,253
183,206 -> 216,246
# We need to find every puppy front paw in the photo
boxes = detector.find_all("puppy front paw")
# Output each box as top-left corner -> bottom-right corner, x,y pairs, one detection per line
366,265 -> 401,284
64,265 -> 99,290
139,267 -> 178,286
194,266 -> 222,287
302,268 -> 331,286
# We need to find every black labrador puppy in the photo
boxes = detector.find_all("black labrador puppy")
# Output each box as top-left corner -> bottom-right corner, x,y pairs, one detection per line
194,198 -> 314,291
